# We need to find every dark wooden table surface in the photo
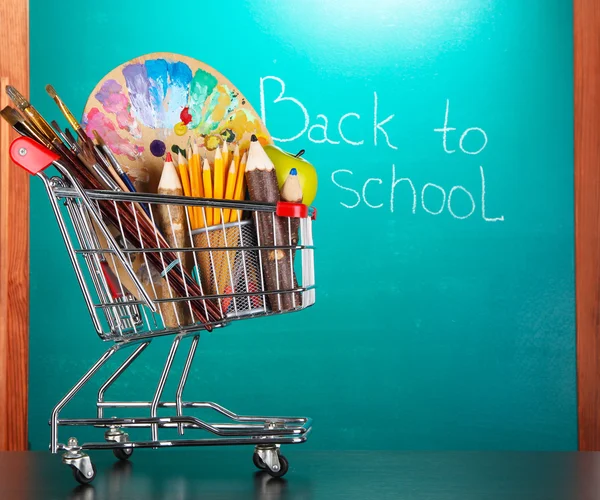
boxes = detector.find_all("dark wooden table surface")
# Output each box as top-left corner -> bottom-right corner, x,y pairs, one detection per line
0,449 -> 599,499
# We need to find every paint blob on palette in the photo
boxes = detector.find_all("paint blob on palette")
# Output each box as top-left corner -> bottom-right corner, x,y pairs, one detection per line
82,52 -> 270,193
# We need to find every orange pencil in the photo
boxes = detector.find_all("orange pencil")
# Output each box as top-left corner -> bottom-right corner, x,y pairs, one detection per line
191,142 -> 204,228
202,157 -> 214,226
223,159 -> 237,223
213,147 -> 225,225
177,151 -> 195,228
230,151 -> 247,222
221,141 -> 230,177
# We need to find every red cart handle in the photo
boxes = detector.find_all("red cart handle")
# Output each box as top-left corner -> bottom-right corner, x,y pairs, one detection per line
10,137 -> 59,175
276,201 -> 317,220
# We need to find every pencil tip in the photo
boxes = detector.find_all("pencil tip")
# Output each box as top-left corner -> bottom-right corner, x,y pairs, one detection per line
290,168 -> 297,175
251,134 -> 257,142
165,152 -> 173,162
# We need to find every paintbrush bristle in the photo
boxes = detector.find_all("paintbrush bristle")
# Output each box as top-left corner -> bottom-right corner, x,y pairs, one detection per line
45,84 -> 58,99
50,119 -> 63,134
92,130 -> 106,147
0,106 -> 20,126
5,85 -> 29,110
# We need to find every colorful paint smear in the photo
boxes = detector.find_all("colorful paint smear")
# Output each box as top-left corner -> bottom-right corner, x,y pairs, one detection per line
84,107 -> 144,160
123,59 -> 192,130
196,85 -> 242,137
188,68 -> 218,130
95,79 -> 142,139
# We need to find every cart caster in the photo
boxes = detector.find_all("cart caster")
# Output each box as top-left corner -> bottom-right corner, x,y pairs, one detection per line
113,447 -> 134,461
71,463 -> 97,485
268,455 -> 289,478
105,424 -> 132,461
253,446 -> 289,478
62,437 -> 96,485
253,452 -> 267,470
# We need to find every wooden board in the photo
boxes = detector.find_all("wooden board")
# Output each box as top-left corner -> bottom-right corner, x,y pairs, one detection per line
575,0 -> 600,451
0,0 -> 29,451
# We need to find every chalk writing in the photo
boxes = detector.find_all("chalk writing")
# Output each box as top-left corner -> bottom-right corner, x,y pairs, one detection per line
260,77 -> 505,222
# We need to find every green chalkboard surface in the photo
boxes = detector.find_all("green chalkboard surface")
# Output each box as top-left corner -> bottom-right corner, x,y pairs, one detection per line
28,0 -> 575,450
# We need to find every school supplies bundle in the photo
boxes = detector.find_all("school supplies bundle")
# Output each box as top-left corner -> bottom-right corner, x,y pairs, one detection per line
2,52 -> 319,332
5,52 -> 320,484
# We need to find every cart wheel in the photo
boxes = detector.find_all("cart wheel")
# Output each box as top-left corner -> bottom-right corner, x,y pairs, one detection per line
253,452 -> 267,470
267,455 -> 289,478
113,447 -> 134,461
71,463 -> 96,485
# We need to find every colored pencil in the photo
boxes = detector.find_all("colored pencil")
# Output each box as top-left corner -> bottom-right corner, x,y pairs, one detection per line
176,151 -> 196,229
230,152 -> 247,222
157,152 -> 189,327
213,147 -> 225,225
190,143 -> 204,228
245,135 -> 296,312
221,141 -> 230,177
222,159 -> 237,223
280,167 -> 303,265
202,158 -> 214,227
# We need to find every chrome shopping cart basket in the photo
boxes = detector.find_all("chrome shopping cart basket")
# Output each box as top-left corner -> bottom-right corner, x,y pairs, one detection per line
10,137 -> 316,484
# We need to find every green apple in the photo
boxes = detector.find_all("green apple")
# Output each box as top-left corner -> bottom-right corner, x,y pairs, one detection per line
264,145 -> 318,206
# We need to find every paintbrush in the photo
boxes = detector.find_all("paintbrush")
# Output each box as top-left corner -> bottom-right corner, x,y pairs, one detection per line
6,86 -> 222,325
46,84 -> 112,171
45,85 -> 88,143
92,130 -> 137,193
77,142 -> 120,190
92,130 -> 153,217
5,85 -> 62,144
64,128 -> 83,154
1,106 -> 54,148
51,120 -> 78,152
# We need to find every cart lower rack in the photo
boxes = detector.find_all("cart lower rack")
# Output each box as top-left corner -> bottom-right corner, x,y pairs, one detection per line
11,137 -> 316,484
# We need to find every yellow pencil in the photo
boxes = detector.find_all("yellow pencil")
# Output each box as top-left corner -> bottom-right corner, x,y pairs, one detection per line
187,146 -> 198,227
221,141 -> 230,177
202,157 -> 214,226
199,145 -> 207,161
232,143 -> 240,169
213,147 -> 225,225
191,142 -> 205,228
230,151 -> 248,222
177,151 -> 195,228
223,159 -> 237,223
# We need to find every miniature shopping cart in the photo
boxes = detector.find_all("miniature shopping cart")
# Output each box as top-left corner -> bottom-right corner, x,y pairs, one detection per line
10,137 -> 316,484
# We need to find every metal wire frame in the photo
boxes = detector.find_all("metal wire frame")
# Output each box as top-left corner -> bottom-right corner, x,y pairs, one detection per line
35,160 -> 315,471
50,335 -> 312,455
39,171 -> 316,343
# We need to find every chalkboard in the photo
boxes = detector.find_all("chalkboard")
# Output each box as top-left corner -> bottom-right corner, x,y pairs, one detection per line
28,0 -> 575,450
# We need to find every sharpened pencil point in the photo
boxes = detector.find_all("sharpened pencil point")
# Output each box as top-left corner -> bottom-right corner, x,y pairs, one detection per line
251,134 -> 257,142
290,168 -> 297,175
165,152 -> 173,162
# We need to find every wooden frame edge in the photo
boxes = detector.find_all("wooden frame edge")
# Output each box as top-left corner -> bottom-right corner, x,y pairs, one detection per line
575,0 -> 600,451
0,0 -> 29,451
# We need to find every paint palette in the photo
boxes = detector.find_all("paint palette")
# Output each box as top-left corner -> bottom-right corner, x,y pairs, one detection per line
82,52 -> 270,193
